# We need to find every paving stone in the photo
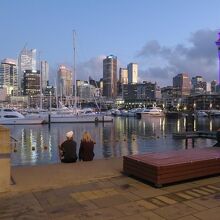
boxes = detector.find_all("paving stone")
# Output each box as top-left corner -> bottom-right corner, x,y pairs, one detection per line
141,211 -> 166,220
131,188 -> 167,199
192,177 -> 220,186
155,195 -> 177,205
162,182 -> 197,193
119,191 -> 141,201
192,194 -> 220,208
192,188 -> 210,196
76,207 -> 124,220
115,214 -> 147,220
148,198 -> 167,207
115,201 -> 149,216
177,215 -> 199,220
44,201 -> 84,218
193,206 -> 220,220
184,190 -> 201,198
183,200 -> 207,211
176,192 -> 193,200
154,203 -> 197,220
136,200 -> 158,210
78,200 -> 98,210
90,194 -> 130,208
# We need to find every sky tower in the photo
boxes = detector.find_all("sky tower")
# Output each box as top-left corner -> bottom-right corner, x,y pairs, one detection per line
215,32 -> 220,84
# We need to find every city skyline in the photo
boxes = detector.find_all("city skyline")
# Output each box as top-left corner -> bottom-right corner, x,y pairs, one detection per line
1,0 -> 220,86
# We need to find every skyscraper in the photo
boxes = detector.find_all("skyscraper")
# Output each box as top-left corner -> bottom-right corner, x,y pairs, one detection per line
216,32 -> 220,84
173,73 -> 191,96
127,63 -> 138,84
103,55 -> 117,98
0,58 -> 18,95
119,68 -> 128,84
57,65 -> 73,97
23,70 -> 40,95
17,47 -> 37,94
40,60 -> 49,90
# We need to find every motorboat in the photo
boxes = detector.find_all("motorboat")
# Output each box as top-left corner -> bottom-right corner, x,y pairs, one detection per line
0,108 -> 45,125
209,110 -> 220,117
137,106 -> 164,118
196,111 -> 208,117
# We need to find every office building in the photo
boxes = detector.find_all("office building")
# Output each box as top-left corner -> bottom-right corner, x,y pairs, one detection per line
127,63 -> 138,84
57,65 -> 73,97
119,68 -> 128,84
40,60 -> 49,90
17,47 -> 37,93
0,58 -> 18,95
211,80 -> 217,93
191,76 -> 206,94
23,70 -> 40,95
173,73 -> 191,97
77,82 -> 96,100
103,55 -> 117,98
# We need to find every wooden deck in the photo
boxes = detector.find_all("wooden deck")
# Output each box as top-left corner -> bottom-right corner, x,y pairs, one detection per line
123,147 -> 220,187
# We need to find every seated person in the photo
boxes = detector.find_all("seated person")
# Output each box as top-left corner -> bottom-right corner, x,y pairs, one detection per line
79,131 -> 95,161
59,131 -> 77,163
213,128 -> 220,147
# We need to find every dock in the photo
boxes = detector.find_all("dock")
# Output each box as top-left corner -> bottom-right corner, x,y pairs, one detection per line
123,147 -> 220,187
172,131 -> 217,139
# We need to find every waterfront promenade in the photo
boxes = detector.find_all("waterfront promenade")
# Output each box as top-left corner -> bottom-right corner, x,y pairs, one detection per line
1,158 -> 220,219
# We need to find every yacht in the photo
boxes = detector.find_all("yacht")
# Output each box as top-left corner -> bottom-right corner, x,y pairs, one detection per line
196,111 -> 208,117
137,106 -> 164,118
209,110 -> 220,117
0,108 -> 45,125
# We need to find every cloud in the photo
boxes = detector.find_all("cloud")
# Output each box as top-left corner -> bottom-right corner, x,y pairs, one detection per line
76,55 -> 106,81
137,29 -> 219,86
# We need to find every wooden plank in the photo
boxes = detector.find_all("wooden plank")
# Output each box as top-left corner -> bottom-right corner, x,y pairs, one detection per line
123,147 -> 220,186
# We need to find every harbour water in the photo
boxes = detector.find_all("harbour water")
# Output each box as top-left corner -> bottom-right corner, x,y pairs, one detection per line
8,116 -> 220,166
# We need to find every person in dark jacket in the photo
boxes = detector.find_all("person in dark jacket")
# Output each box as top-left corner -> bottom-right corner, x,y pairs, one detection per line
59,131 -> 77,163
213,128 -> 220,147
79,131 -> 95,161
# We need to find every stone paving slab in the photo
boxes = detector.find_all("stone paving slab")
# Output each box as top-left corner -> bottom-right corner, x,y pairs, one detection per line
2,175 -> 220,219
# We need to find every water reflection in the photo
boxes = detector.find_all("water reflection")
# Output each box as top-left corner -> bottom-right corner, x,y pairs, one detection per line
8,116 -> 220,166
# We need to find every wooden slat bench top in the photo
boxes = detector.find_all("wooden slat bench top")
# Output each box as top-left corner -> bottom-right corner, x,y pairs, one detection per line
123,147 -> 220,186
125,147 -> 220,166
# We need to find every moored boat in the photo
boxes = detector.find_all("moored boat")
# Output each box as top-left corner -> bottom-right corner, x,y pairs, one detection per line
0,108 -> 45,125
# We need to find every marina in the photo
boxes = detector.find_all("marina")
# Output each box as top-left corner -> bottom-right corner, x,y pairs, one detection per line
8,116 -> 219,166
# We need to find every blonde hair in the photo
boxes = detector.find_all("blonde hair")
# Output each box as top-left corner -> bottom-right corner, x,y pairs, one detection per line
81,131 -> 94,142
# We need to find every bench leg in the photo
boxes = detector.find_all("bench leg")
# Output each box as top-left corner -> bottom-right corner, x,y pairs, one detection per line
155,183 -> 163,188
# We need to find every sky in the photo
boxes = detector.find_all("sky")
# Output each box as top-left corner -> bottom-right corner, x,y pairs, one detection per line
0,0 -> 220,86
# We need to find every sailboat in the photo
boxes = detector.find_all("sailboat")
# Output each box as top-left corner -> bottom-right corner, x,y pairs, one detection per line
43,31 -> 113,123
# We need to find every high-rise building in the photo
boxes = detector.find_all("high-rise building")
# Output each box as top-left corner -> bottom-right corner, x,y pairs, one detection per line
17,47 -> 37,93
211,80 -> 217,93
23,70 -> 40,95
0,58 -> 18,95
40,60 -> 49,90
127,63 -> 138,84
103,55 -> 117,98
57,65 -> 73,97
119,68 -> 128,84
191,76 -> 206,94
216,32 -> 220,84
173,73 -> 191,96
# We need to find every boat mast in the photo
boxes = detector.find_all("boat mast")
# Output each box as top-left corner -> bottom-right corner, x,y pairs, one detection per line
73,30 -> 77,112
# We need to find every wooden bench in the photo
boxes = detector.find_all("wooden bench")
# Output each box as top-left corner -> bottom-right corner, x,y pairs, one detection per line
123,147 -> 220,187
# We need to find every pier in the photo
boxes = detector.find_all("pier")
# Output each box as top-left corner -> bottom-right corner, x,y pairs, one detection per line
172,131 -> 217,139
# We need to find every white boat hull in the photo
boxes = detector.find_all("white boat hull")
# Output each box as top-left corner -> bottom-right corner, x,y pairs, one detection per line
140,112 -> 165,117
50,114 -> 113,123
0,118 -> 44,125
